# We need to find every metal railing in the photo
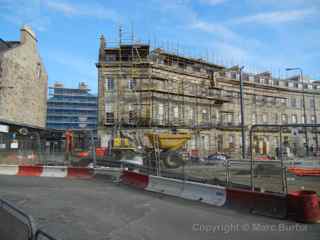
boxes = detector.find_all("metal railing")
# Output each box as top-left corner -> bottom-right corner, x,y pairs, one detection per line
0,198 -> 59,240
249,123 -> 320,192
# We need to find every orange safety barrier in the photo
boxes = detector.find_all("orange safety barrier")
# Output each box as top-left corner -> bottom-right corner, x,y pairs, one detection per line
17,165 -> 43,176
288,190 -> 320,223
67,167 -> 93,178
76,151 -> 89,158
288,167 -> 320,176
96,147 -> 106,157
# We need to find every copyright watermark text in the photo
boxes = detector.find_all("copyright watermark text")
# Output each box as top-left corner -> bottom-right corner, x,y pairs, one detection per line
192,223 -> 308,234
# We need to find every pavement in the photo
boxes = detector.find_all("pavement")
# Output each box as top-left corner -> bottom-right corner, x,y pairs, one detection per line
0,175 -> 319,240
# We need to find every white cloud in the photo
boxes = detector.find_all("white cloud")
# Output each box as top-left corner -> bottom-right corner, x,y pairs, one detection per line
0,0 -> 50,31
199,0 -> 227,6
45,0 -> 77,15
231,8 -> 317,25
44,0 -> 121,22
190,19 -> 239,41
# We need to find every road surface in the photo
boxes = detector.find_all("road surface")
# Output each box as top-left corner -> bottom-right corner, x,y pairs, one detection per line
0,175 -> 319,240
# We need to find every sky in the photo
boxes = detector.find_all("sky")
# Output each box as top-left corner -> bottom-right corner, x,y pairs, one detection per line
0,0 -> 319,94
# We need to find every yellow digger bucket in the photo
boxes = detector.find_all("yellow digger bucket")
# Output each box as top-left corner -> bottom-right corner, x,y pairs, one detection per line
146,133 -> 191,151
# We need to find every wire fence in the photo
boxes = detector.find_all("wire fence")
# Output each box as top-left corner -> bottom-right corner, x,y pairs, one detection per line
0,125 -> 319,195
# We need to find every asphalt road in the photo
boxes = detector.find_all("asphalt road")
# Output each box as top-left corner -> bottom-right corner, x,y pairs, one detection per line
0,176 -> 319,240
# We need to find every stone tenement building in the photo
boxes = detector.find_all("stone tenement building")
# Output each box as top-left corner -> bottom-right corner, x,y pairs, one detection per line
0,26 -> 48,129
96,35 -> 320,158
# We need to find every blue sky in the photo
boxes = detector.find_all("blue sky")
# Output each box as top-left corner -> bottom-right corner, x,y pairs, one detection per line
0,0 -> 319,93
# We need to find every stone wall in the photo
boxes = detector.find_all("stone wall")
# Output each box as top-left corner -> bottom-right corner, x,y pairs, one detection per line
0,26 -> 48,128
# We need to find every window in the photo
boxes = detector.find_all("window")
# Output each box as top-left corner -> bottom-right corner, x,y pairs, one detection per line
192,66 -> 201,72
252,95 -> 257,104
106,78 -> 114,90
311,115 -> 316,123
106,54 -> 117,62
310,98 -> 315,109
291,97 -> 297,108
202,109 -> 209,122
178,62 -> 186,70
226,113 -> 233,124
173,106 -> 179,118
291,114 -> 297,124
300,99 -> 304,108
262,113 -> 268,123
252,113 -> 257,124
128,79 -> 136,89
274,113 -> 278,124
302,115 -> 305,124
280,98 -> 287,105
281,114 -> 288,124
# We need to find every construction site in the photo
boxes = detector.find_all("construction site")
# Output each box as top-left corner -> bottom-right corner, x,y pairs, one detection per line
96,29 -> 320,167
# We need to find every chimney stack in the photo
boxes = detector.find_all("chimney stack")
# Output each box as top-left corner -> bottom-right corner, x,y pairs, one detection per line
20,25 -> 37,48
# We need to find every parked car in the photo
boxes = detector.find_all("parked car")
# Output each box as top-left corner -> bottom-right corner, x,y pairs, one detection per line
205,153 -> 228,165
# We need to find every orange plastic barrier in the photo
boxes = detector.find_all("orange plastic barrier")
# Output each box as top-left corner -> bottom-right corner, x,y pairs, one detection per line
76,151 -> 89,158
96,148 -> 106,157
288,167 -> 320,176
17,165 -> 43,176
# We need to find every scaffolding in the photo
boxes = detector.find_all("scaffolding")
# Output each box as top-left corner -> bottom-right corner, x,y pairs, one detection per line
99,28 -> 317,158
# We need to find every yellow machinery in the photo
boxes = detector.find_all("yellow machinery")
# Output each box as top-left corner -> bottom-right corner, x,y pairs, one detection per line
144,132 -> 191,169
145,133 -> 191,151
105,131 -> 191,169
113,136 -> 132,149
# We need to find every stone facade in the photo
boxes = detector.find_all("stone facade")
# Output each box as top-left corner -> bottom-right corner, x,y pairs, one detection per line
97,36 -> 320,158
0,26 -> 48,128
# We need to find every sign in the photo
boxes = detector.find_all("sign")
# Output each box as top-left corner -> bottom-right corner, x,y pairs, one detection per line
0,124 -> 9,133
10,140 -> 18,149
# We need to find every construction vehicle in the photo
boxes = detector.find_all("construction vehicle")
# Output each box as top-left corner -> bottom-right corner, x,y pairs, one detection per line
106,132 -> 144,166
144,132 -> 191,169
105,130 -> 191,169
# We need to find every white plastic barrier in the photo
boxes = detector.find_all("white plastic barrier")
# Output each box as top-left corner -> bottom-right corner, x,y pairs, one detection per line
0,165 -> 19,175
146,175 -> 226,207
181,181 -> 226,206
41,166 -> 67,178
94,167 -> 122,180
146,176 -> 184,197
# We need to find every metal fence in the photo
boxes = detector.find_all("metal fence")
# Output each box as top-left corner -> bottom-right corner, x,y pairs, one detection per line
96,124 -> 320,196
0,198 -> 58,240
0,130 -> 97,167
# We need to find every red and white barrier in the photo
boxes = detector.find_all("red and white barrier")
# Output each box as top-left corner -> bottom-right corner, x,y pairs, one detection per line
120,170 -> 320,223
181,180 -> 226,206
146,175 -> 184,197
0,165 -> 19,175
122,171 -> 227,207
0,165 -> 93,178
41,166 -> 68,178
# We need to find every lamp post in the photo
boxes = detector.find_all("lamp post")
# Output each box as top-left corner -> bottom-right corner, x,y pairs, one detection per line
239,66 -> 246,159
286,67 -> 309,156
313,95 -> 319,152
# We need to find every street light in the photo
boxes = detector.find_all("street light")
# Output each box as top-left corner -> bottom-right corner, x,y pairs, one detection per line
239,66 -> 246,159
285,67 -> 309,156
